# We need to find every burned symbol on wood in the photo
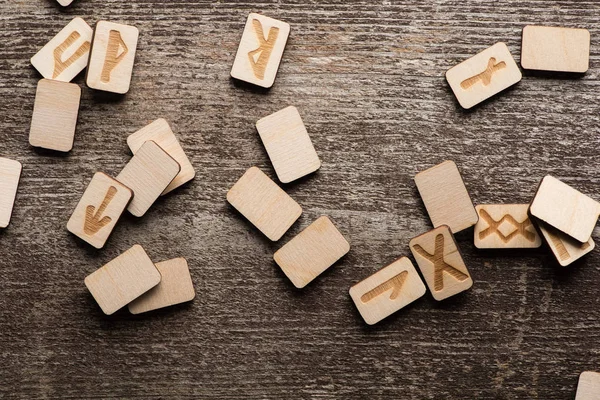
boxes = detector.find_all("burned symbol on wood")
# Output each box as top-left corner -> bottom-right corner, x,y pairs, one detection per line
248,19 -> 280,80
461,57 -> 506,90
478,209 -> 536,243
412,234 -> 468,291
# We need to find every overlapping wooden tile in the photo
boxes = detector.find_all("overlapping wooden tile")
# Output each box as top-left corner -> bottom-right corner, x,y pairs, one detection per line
67,172 -> 133,249
84,245 -> 161,315
274,216 -> 349,288
446,42 -> 522,109
86,21 -> 139,94
256,106 -> 321,183
29,79 -> 81,152
127,119 -> 195,195
530,175 -> 600,243
0,157 -> 22,229
474,204 -> 542,249
414,160 -> 478,234
537,220 -> 595,267
227,167 -> 302,241
349,257 -> 426,325
576,371 -> 600,400
230,13 -> 290,88
521,26 -> 590,73
31,17 -> 92,82
409,225 -> 473,301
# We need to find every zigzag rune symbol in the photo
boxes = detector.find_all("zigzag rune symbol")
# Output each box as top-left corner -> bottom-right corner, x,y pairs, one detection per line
478,209 -> 536,243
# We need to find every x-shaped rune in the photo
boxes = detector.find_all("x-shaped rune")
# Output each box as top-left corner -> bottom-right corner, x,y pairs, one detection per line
478,209 -> 536,243
412,234 -> 468,291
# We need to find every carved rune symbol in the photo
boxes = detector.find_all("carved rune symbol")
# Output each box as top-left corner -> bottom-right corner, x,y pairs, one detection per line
461,57 -> 507,90
84,186 -> 117,235
101,30 -> 129,83
546,226 -> 591,262
412,234 -> 468,291
53,31 -> 91,79
360,271 -> 408,303
247,19 -> 280,80
478,209 -> 536,243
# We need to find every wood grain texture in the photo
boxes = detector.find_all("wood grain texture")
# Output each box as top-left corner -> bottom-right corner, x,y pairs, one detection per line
1,0 -> 600,398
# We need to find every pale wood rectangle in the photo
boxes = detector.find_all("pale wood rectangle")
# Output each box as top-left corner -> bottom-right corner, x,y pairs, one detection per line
127,119 -> 195,195
116,141 -> 180,217
0,157 -> 22,228
128,258 -> 195,314
521,26 -> 590,73
31,17 -> 92,82
256,106 -> 321,183
227,166 -> 302,241
67,172 -> 133,249
274,216 -> 349,288
349,257 -> 426,325
29,79 -> 81,152
474,204 -> 542,249
446,42 -> 522,109
576,371 -> 600,400
537,220 -> 595,267
56,0 -> 75,5
84,245 -> 161,315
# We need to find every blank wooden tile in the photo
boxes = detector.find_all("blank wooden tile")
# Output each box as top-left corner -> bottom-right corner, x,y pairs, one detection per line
414,160 -> 478,234
84,245 -> 161,315
409,225 -> 472,301
127,119 -> 195,195
86,21 -> 139,94
116,141 -> 180,217
128,258 -> 195,314
230,13 -> 290,88
227,167 -> 302,241
256,106 -> 321,184
29,79 -> 81,152
446,42 -> 522,109
31,17 -> 92,82
349,257 -> 426,325
530,175 -> 600,243
56,0 -> 75,5
522,26 -> 590,73
0,157 -> 22,229
474,204 -> 542,249
576,371 -> 600,400
274,216 -> 349,288
537,220 -> 595,267
67,172 -> 133,249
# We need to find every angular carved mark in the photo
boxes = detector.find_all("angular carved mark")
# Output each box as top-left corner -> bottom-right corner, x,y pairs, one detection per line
84,186 -> 117,235
247,19 -> 279,80
412,234 -> 468,291
101,30 -> 129,83
478,209 -> 537,243
53,31 -> 91,79
360,271 -> 408,303
461,57 -> 506,90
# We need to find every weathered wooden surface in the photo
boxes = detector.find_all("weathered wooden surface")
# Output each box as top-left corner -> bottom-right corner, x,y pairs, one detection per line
1,1 -> 599,398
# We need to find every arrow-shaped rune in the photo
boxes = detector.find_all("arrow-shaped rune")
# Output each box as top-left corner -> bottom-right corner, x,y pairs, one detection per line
84,186 -> 117,235
361,271 -> 408,303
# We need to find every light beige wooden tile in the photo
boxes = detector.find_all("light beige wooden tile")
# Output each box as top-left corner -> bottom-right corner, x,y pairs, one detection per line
56,0 -> 75,5
29,79 -> 81,152
84,244 -> 161,315
521,26 -> 590,73
409,225 -> 473,301
67,172 -> 133,249
537,220 -> 595,267
414,160 -> 478,234
128,258 -> 195,314
274,216 -> 349,288
446,42 -> 522,109
576,371 -> 600,400
86,21 -> 139,94
230,13 -> 290,88
127,119 -> 195,195
256,106 -> 321,183
349,257 -> 426,325
474,204 -> 542,249
116,141 -> 180,217
227,166 -> 302,241
31,17 -> 92,82
530,175 -> 600,243
0,157 -> 22,229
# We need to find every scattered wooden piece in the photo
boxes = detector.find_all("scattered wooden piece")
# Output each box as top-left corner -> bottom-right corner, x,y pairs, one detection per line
29,79 -> 81,152
474,204 -> 542,249
66,172 -> 133,249
409,225 -> 473,301
537,220 -> 595,267
116,141 -> 180,217
128,258 -> 195,314
274,216 -> 349,288
349,257 -> 426,325
31,17 -> 92,82
414,160 -> 478,234
56,0 -> 75,6
521,26 -> 590,73
576,371 -> 600,400
227,166 -> 302,241
127,119 -> 195,195
230,13 -> 290,88
86,21 -> 139,94
256,106 -> 321,184
0,157 -> 22,229
84,244 -> 161,315
530,175 -> 600,243
446,42 -> 522,109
